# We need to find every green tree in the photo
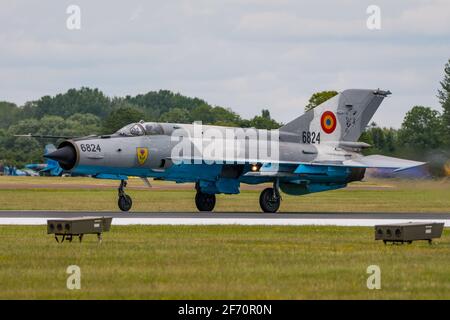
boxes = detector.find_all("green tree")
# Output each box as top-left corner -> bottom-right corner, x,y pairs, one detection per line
38,116 -> 66,136
211,106 -> 242,126
398,106 -> 444,150
159,108 -> 191,123
305,90 -> 338,112
6,137 -> 42,165
1,123 -> 42,167
102,107 -> 145,133
383,128 -> 397,153
8,118 -> 42,136
26,87 -> 112,119
66,113 -> 101,126
359,122 -> 397,154
438,59 -> 450,145
125,90 -> 207,119
371,127 -> 386,150
248,110 -> 281,129
65,113 -> 102,137
0,102 -> 20,129
191,104 -> 214,123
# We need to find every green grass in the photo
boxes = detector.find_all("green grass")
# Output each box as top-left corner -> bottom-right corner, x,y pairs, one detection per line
0,176 -> 449,212
0,177 -> 449,298
0,187 -> 449,212
0,225 -> 449,299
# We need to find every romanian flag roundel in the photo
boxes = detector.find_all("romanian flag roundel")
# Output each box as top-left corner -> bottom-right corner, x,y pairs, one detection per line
321,111 -> 337,134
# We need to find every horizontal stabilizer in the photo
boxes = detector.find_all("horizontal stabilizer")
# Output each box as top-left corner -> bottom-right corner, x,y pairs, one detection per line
342,155 -> 425,172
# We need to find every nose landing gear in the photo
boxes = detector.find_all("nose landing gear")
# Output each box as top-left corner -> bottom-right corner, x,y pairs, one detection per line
118,179 -> 132,212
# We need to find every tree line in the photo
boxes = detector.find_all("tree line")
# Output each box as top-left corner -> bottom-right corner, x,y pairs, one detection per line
1,59 -> 449,175
0,89 -> 280,167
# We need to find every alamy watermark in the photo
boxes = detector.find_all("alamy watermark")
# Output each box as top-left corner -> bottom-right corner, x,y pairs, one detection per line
66,265 -> 81,290
66,5 -> 81,30
170,122 -> 280,169
366,265 -> 381,290
366,5 -> 381,30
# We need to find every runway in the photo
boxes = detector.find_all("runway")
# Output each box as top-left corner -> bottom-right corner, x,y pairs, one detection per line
0,211 -> 449,226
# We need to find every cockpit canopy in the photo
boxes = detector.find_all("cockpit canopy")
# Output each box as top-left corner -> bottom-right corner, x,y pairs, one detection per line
116,121 -> 164,136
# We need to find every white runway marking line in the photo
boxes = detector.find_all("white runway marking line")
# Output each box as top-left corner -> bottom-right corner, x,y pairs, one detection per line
0,217 -> 449,227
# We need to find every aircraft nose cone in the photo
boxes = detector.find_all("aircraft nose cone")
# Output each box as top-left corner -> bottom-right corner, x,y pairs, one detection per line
44,145 -> 77,170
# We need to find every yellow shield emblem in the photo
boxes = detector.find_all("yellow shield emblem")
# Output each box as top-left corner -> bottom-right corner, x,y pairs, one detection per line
136,147 -> 149,165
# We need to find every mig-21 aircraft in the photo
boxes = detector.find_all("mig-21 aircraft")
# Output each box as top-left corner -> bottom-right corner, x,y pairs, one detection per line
44,89 -> 424,213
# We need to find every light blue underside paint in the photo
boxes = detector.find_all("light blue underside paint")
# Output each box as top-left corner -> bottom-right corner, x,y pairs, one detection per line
295,164 -> 349,176
74,163 -> 353,195
199,178 -> 240,194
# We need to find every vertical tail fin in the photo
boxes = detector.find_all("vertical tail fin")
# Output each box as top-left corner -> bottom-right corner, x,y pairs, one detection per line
280,89 -> 391,142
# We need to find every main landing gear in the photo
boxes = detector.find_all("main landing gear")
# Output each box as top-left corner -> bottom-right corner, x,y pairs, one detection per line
118,179 -> 132,212
193,180 -> 281,213
259,180 -> 281,213
195,190 -> 216,211
194,183 -> 216,211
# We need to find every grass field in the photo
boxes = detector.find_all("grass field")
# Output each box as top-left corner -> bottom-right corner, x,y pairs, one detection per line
0,176 -> 449,212
0,225 -> 449,299
0,176 -> 449,299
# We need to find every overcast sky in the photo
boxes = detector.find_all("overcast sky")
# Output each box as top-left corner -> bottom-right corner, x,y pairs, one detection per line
1,0 -> 449,127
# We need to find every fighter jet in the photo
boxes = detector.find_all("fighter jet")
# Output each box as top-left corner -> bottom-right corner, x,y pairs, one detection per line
26,144 -> 63,176
45,89 -> 424,213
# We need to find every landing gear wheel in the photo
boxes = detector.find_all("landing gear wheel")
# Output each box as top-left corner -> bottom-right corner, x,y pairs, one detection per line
259,187 -> 280,213
195,191 -> 216,212
118,195 -> 132,212
117,180 -> 132,212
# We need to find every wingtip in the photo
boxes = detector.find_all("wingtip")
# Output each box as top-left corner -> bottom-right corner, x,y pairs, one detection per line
393,161 -> 427,172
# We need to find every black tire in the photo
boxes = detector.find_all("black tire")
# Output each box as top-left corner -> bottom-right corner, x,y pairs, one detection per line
259,187 -> 280,213
195,191 -> 216,211
118,195 -> 132,212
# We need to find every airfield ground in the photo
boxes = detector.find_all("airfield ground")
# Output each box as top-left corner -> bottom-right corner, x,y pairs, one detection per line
0,225 -> 449,299
0,176 -> 449,212
0,176 -> 449,299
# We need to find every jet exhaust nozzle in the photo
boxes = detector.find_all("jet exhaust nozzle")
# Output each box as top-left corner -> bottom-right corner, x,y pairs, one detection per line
44,143 -> 77,170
